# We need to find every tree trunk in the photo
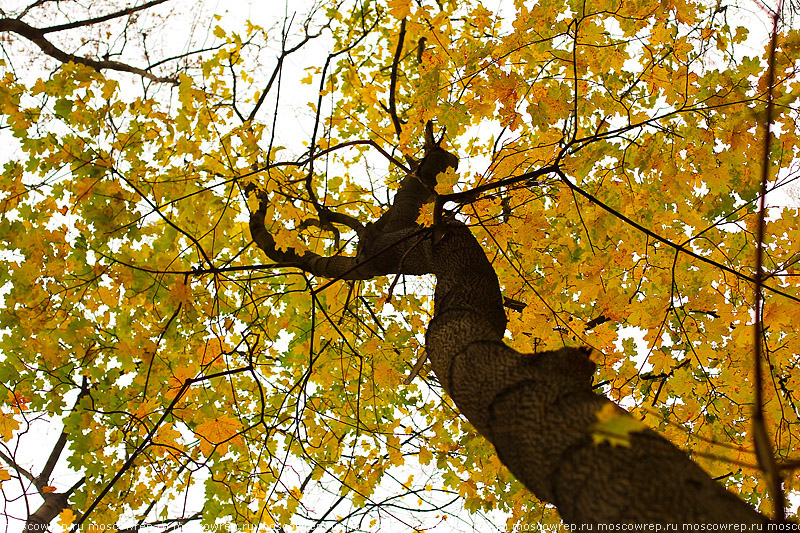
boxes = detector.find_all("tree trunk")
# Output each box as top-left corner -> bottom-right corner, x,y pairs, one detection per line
249,140 -> 770,524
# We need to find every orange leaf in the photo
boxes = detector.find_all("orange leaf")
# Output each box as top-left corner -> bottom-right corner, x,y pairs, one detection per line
196,415 -> 241,444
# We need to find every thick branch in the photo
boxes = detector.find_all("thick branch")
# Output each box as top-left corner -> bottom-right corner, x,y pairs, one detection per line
25,477 -> 84,532
0,18 -> 178,84
248,185 -> 432,280
424,223 -> 765,523
752,8 -> 784,521
25,492 -> 69,531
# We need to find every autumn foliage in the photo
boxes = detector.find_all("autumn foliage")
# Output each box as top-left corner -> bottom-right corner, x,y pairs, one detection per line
0,0 -> 799,530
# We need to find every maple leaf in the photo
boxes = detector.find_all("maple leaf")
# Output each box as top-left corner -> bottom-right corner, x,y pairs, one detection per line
0,414 -> 18,443
196,415 -> 242,457
59,509 -> 75,529
169,280 -> 192,305
198,339 -> 227,368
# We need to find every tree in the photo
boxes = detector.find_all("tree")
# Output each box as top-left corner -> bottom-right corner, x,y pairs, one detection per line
1,0 -> 799,530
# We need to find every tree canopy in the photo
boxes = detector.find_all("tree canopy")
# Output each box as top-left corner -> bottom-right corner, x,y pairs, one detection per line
1,0 -> 799,530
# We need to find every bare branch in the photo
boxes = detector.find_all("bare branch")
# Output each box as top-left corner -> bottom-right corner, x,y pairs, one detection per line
39,0 -> 171,34
247,14 -> 328,123
0,17 -> 178,84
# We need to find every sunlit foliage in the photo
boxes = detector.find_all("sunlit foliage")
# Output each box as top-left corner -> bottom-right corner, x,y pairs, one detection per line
0,0 -> 799,530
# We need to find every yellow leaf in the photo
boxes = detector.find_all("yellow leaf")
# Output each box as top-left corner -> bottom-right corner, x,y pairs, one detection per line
196,418 -> 241,458
373,358 -> 400,387
458,479 -> 478,498
416,202 -> 434,227
168,364 -> 196,392
590,404 -> 646,447
131,398 -> 159,421
0,468 -> 10,481
387,0 -> 411,18
101,79 -> 118,100
59,509 -> 75,529
0,413 -> 18,442
434,167 -> 459,195
156,423 -> 184,451
301,73 -> 313,85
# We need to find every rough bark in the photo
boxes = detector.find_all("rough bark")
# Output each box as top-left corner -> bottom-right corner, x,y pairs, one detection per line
249,142 -> 769,524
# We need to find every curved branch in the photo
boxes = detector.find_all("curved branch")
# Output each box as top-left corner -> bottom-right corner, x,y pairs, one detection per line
248,184 -> 433,282
0,17 -> 178,84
